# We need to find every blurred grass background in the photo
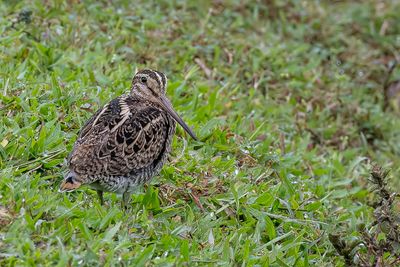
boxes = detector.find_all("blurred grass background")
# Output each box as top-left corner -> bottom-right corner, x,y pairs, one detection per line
0,0 -> 400,266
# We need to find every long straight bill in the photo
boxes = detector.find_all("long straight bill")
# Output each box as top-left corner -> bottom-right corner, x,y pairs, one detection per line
160,96 -> 198,140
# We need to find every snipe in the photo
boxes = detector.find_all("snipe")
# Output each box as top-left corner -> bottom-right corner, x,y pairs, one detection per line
59,69 -> 197,208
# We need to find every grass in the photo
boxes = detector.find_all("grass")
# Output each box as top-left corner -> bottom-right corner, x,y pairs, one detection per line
1,0 -> 400,266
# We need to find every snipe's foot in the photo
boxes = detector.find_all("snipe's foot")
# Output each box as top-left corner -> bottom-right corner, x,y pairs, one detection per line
121,191 -> 132,211
97,190 -> 104,206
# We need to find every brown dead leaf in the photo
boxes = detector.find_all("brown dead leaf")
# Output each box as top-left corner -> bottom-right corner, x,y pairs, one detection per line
279,132 -> 286,154
386,80 -> 400,111
172,215 -> 181,223
190,192 -> 205,211
379,20 -> 390,36
0,206 -> 13,227
237,152 -> 257,167
223,48 -> 233,64
249,119 -> 255,132
387,80 -> 400,98
194,58 -> 212,78
256,134 -> 267,141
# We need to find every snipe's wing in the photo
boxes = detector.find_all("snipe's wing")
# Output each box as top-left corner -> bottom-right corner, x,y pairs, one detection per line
68,95 -> 174,182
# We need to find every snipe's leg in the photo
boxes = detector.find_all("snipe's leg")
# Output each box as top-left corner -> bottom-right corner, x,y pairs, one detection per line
122,191 -> 131,210
96,190 -> 104,205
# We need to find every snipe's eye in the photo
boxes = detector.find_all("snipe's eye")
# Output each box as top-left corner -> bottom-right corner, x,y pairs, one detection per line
141,77 -> 147,83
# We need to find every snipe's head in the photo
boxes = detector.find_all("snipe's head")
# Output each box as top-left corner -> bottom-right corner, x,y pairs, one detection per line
131,69 -> 197,140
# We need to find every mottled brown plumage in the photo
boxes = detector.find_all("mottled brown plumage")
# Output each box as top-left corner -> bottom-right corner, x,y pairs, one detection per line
60,69 -> 197,208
